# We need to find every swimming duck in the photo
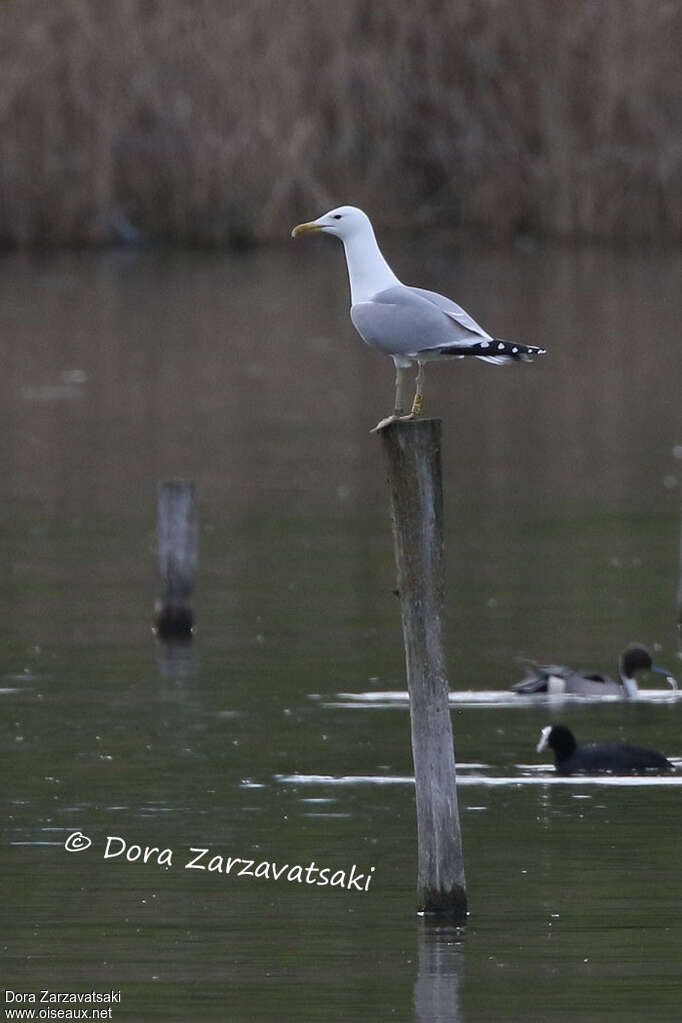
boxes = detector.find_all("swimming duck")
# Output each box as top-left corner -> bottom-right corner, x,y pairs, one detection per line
536,724 -> 674,775
511,644 -> 676,698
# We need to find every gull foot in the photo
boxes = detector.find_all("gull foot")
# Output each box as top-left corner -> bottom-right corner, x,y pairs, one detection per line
370,412 -> 417,434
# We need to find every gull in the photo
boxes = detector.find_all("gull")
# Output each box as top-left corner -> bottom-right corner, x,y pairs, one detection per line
292,205 -> 546,431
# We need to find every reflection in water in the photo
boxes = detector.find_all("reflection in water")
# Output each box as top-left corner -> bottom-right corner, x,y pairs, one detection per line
330,689 -> 682,708
155,636 -> 199,680
414,922 -> 465,1023
277,771 -> 682,787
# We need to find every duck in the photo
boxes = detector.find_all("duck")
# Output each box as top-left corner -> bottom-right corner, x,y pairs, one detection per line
536,724 -> 674,775
511,644 -> 676,698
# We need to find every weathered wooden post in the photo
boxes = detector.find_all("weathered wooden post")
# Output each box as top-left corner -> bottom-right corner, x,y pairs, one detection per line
155,480 -> 198,639
379,418 -> 467,919
675,446 -> 682,633
678,505 -> 682,633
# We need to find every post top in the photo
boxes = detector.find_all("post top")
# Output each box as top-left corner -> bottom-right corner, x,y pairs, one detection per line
375,417 -> 442,433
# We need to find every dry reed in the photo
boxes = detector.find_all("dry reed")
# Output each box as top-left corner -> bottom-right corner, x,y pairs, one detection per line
0,0 -> 679,245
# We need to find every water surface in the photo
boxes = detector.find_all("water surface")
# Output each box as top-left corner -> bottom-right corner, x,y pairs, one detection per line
1,240 -> 681,1021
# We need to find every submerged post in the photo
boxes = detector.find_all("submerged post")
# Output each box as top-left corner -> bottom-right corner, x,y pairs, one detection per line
155,480 -> 198,639
379,419 -> 467,919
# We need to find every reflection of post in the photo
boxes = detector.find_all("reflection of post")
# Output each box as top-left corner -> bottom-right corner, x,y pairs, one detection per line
414,923 -> 464,1023
155,480 -> 198,639
156,634 -> 198,682
380,419 -> 467,920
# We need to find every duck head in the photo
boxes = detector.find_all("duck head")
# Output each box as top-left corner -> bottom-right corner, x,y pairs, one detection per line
619,644 -> 677,697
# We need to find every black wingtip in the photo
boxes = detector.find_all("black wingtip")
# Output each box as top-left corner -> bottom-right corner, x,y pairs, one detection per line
437,339 -> 547,360
492,339 -> 547,359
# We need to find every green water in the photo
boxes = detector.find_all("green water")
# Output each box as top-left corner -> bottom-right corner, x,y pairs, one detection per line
1,242 -> 681,1021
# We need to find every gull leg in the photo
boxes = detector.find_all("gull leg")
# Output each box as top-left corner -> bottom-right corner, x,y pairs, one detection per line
371,363 -> 422,433
395,364 -> 409,415
411,362 -> 425,416
371,365 -> 409,432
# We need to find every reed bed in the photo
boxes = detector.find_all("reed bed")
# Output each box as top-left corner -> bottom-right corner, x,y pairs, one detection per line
0,0 -> 679,245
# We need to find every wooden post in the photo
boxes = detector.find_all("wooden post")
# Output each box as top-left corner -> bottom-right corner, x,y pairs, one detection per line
678,448 -> 682,630
155,480 -> 198,639
379,418 -> 467,919
678,506 -> 682,632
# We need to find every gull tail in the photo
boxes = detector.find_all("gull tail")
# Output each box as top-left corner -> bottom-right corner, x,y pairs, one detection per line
437,339 -> 547,364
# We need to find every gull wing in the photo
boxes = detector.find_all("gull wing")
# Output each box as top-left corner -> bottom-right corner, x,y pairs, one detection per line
350,286 -> 544,365
351,286 -> 490,355
405,287 -> 492,340
350,286 -> 466,359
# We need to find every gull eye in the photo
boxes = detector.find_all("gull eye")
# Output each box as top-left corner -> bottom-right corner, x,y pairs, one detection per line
332,214 -> 342,220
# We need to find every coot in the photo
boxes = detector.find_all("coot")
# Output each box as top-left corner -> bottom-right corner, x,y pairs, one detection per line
536,724 -> 674,775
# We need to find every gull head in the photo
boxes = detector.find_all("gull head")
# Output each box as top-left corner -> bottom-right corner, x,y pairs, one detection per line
291,205 -> 371,241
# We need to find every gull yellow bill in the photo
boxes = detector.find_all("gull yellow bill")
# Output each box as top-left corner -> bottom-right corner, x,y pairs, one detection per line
291,221 -> 323,238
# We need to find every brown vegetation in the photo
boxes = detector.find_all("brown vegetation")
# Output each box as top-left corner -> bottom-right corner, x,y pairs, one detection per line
0,0 -> 679,245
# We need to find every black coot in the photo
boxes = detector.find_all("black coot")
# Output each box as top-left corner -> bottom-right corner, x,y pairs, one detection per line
536,724 -> 674,775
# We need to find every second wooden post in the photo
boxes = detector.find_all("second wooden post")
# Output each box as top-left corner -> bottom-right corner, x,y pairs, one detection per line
155,480 -> 198,639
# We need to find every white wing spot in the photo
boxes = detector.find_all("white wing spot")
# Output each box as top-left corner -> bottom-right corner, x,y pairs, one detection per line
497,342 -> 505,350
480,341 -> 490,349
512,347 -> 518,353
